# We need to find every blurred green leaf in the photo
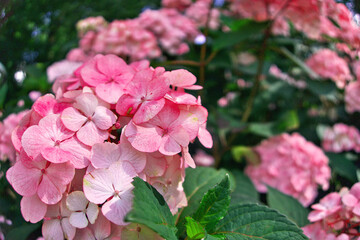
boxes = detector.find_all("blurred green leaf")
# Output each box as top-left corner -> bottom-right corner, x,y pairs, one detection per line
326,152 -> 358,183
0,83 -> 8,109
6,223 -> 41,240
267,186 -> 310,227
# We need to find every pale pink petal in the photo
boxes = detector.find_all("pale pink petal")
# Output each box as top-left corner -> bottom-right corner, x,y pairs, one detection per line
198,127 -> 213,148
133,99 -> 165,124
46,161 -> 75,187
86,203 -> 99,224
125,122 -> 162,153
110,161 -> 137,192
119,134 -> 146,173
92,106 -> 117,130
66,191 -> 88,211
20,195 -> 47,223
69,212 -> 88,228
7,161 -> 41,196
42,220 -> 64,240
89,212 -> 111,239
74,93 -> 98,117
159,135 -> 182,155
96,82 -> 125,104
61,107 -> 87,132
169,126 -> 189,147
102,190 -> 133,225
91,142 -> 121,169
183,147 -> 196,168
61,218 -> 76,240
81,64 -> 108,87
38,114 -> 74,142
77,121 -> 108,146
60,137 -> 91,168
83,169 -> 115,204
75,228 -> 96,240
144,154 -> 167,177
164,69 -> 197,87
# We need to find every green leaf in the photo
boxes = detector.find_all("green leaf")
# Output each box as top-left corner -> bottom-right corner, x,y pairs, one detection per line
267,186 -> 309,227
125,177 -> 177,240
276,110 -> 299,132
0,83 -> 8,109
211,204 -> 308,239
6,223 -> 41,240
185,217 -> 206,240
193,175 -> 231,232
230,170 -> 260,205
231,146 -> 259,164
176,167 -> 232,237
277,47 -> 319,79
248,122 -> 276,137
306,79 -> 337,98
326,152 -> 357,183
213,20 -> 268,50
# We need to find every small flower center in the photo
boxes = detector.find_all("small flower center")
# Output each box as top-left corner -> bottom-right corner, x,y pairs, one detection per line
54,140 -> 61,147
41,169 -> 46,174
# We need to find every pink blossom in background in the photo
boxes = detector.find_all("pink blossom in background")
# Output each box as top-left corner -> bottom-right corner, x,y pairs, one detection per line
185,0 -> 220,30
162,0 -> 192,11
76,16 -> 107,37
303,183 -> 360,239
322,123 -> 360,153
47,60 -> 83,83
29,91 -> 42,101
345,80 -> 360,114
193,149 -> 214,166
245,133 -> 331,206
0,110 -> 28,163
269,65 -> 307,89
306,49 -> 352,88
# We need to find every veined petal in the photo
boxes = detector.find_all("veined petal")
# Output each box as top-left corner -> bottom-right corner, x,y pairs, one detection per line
21,195 -> 47,223
61,107 -> 87,132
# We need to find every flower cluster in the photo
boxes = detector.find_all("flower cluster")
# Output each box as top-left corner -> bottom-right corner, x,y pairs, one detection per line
0,110 -> 28,163
228,0 -> 360,47
345,80 -> 360,114
306,49 -> 352,89
6,54 -> 212,239
66,8 -> 200,62
322,123 -> 360,153
245,133 -> 331,206
303,183 -> 360,239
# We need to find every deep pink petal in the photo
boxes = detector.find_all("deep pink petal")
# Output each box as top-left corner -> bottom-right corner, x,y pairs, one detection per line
133,99 -> 165,124
92,106 -> 117,130
61,107 -> 88,132
41,146 -> 74,164
81,63 -> 108,87
96,54 -> 128,78
102,190 -> 133,225
116,94 -> 140,116
91,142 -> 121,169
21,195 -> 47,223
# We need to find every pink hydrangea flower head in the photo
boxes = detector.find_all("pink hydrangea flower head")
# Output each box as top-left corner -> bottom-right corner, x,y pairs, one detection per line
345,80 -> 360,114
162,0 -> 192,11
185,0 -> 220,30
322,123 -> 360,153
306,49 -> 352,88
76,16 -> 108,37
61,92 -> 117,146
7,151 -> 75,204
245,133 -> 331,206
83,161 -> 137,225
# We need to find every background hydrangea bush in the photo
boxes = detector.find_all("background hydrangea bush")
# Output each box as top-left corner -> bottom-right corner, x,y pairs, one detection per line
1,0 -> 360,239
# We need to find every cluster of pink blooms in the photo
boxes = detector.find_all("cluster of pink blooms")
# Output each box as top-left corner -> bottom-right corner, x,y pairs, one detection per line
245,133 -> 331,207
269,64 -> 307,89
5,54 -> 212,239
322,123 -> 360,153
302,182 -> 360,239
227,0 -> 360,48
66,8 -> 201,63
345,80 -> 360,114
162,0 -> 220,30
0,110 -> 28,163
306,49 -> 352,89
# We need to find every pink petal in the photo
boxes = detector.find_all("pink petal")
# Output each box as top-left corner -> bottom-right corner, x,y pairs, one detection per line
86,203 -> 99,224
69,212 -> 88,228
41,147 -> 74,164
96,54 -> 128,78
61,107 -> 87,132
164,69 -> 197,87
96,82 -> 125,104
101,190 -> 133,225
125,122 -> 162,153
91,142 -> 121,169
159,135 -> 182,155
42,220 -> 64,240
92,106 -> 117,130
38,114 -> 74,142
119,134 -> 146,173
133,99 -> 165,124
77,121 -> 108,146
83,169 -> 115,204
110,161 -> 137,192
60,137 -> 91,168
198,127 -> 213,148
61,218 -> 76,240
89,212 -> 111,239
7,161 -> 41,196
32,94 -> 57,117
21,125 -> 52,158
21,195 -> 47,223
74,93 -> 98,117
38,174 -> 65,204
81,62 -> 108,87
144,153 -> 167,177
115,94 -> 140,116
